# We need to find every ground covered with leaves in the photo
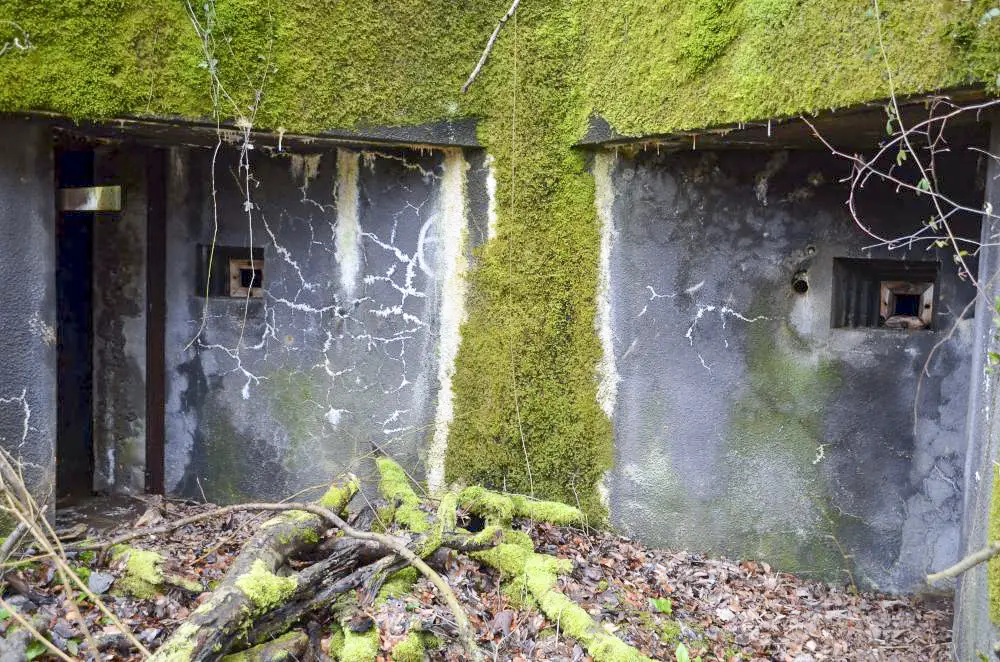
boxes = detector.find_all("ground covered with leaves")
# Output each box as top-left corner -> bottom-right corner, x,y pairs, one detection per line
0,496 -> 951,661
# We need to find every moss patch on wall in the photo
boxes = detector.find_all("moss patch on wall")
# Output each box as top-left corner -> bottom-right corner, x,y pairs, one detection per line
989,464 -> 1000,624
0,0 -> 996,519
724,315 -> 846,579
445,1 -> 613,520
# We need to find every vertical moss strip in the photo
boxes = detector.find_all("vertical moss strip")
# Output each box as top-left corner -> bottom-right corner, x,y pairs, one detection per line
989,464 -> 1000,624
447,0 -> 613,521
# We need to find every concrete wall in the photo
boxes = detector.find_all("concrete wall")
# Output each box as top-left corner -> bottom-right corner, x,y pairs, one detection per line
954,119 -> 1000,661
92,146 -> 147,494
163,144 -> 478,503
0,118 -> 56,503
597,146 -> 983,593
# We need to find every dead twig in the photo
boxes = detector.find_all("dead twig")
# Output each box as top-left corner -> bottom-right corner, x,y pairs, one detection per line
462,0 -> 521,94
927,540 -> 1000,584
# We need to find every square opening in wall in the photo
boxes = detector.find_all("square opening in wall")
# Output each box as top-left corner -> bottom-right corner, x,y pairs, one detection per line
832,258 -> 938,330
229,258 -> 264,298
197,245 -> 265,298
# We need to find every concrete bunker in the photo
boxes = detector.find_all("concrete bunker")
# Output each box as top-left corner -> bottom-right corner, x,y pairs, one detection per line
0,114 -> 485,507
587,97 -> 994,593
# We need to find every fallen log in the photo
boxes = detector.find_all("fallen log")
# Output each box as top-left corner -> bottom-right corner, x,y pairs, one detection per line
220,630 -> 309,662
149,476 -> 362,661
74,458 -> 650,662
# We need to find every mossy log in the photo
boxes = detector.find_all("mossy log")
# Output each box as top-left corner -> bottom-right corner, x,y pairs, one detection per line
148,475 -> 361,662
111,546 -> 203,598
219,631 -> 308,662
137,460 -> 644,662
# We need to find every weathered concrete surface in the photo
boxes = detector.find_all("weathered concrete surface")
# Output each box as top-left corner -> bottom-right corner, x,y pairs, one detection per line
0,117 -> 56,504
598,146 -> 982,593
163,144 -> 474,503
91,146 -> 148,494
954,118 -> 1000,661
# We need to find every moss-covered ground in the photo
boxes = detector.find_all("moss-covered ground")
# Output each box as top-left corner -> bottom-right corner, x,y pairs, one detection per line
0,0 -> 997,518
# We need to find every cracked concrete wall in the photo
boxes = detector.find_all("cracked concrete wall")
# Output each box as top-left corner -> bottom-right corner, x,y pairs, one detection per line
599,146 -> 983,593
954,118 -> 1000,661
92,146 -> 147,494
0,118 -> 56,505
163,143 -> 479,503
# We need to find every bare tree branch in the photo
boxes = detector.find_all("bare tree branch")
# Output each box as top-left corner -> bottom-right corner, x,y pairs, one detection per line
462,0 -> 521,94
927,541 -> 1000,584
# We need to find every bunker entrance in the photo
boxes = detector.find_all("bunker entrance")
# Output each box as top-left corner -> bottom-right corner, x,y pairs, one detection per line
54,134 -> 167,502
55,143 -> 96,502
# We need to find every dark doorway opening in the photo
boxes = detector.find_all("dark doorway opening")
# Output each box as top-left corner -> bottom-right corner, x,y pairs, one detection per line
56,145 -> 95,502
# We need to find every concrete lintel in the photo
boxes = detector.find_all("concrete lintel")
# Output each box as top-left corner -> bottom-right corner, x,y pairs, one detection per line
578,86 -> 993,151
11,112 -> 481,151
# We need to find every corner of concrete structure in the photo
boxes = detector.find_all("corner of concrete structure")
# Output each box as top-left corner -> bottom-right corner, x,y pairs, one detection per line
955,114 -> 1000,662
0,116 -> 56,509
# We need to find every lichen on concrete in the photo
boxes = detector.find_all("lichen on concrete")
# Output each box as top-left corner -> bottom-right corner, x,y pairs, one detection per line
724,316 -> 845,578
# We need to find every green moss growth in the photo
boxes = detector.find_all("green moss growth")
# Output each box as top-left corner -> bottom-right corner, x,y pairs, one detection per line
522,555 -> 651,662
112,546 -> 165,599
459,486 -> 514,525
579,0 -> 998,139
473,543 -> 532,576
376,458 -> 429,533
500,529 -> 535,551
501,574 -> 536,609
340,626 -> 379,662
220,631 -> 305,662
511,495 -> 585,525
390,630 -> 424,662
989,464 -> 1000,624
459,487 -> 586,526
234,560 -> 298,613
446,0 -> 613,521
659,620 -> 682,645
376,567 -> 419,604
675,0 -> 742,72
328,623 -> 345,659
319,476 -> 361,512
150,622 -> 199,661
436,492 -> 458,534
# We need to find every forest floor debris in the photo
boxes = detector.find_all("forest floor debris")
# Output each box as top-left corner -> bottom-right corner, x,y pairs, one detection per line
0,492 -> 950,661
